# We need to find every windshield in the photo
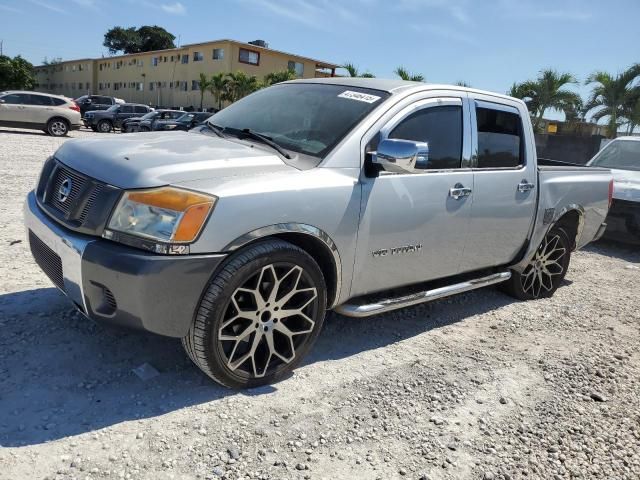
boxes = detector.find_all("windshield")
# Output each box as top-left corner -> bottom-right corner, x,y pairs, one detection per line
107,104 -> 119,112
176,112 -> 194,122
208,83 -> 389,158
589,140 -> 640,171
141,111 -> 157,120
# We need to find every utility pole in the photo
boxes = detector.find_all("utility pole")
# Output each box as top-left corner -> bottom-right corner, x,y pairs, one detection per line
1,40 -> 3,56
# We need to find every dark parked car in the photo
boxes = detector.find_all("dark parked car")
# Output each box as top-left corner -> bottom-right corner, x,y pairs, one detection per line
74,95 -> 123,117
122,109 -> 184,133
84,103 -> 154,133
151,111 -> 213,131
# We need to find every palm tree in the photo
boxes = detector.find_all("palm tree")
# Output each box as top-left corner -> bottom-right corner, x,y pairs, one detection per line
197,73 -> 211,111
622,89 -> 640,135
340,62 -> 375,78
585,64 -> 640,138
225,71 -> 260,103
209,72 -> 228,110
509,69 -> 581,133
394,66 -> 424,82
264,69 -> 297,86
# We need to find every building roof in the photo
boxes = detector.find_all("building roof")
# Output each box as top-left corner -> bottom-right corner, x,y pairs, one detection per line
35,39 -> 338,69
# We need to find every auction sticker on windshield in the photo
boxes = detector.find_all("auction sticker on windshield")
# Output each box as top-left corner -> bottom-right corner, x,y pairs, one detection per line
338,90 -> 382,103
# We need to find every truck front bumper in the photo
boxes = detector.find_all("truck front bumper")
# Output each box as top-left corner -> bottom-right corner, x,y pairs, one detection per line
24,191 -> 226,337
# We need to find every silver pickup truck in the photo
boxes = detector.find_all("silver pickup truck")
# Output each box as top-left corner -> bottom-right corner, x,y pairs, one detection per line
25,78 -> 612,388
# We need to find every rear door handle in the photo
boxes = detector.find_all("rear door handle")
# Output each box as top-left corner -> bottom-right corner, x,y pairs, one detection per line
449,183 -> 472,200
518,180 -> 535,192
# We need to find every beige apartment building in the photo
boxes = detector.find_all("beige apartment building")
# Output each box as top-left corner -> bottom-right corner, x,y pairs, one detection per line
34,39 -> 338,109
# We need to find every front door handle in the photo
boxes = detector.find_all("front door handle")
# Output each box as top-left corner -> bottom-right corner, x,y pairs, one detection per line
449,183 -> 472,200
518,180 -> 535,193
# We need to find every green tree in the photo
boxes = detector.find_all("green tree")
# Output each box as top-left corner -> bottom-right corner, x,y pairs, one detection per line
509,69 -> 581,133
340,62 -> 375,78
623,90 -> 640,135
103,25 -> 175,54
585,64 -> 640,138
197,73 -> 211,111
225,71 -> 260,103
208,72 -> 228,110
0,55 -> 36,91
264,69 -> 297,86
394,66 -> 424,82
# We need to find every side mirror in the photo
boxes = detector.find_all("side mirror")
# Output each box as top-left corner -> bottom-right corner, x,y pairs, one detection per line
373,138 -> 429,174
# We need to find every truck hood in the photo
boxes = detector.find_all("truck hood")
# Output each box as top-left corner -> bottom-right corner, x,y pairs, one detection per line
55,131 -> 293,189
611,168 -> 640,202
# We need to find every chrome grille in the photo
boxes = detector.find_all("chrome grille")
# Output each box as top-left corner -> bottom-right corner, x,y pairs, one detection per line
78,184 -> 104,223
29,230 -> 64,291
47,165 -> 87,216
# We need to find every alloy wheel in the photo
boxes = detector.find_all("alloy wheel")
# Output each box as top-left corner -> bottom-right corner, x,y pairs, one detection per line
218,263 -> 318,379
520,232 -> 567,297
50,121 -> 67,136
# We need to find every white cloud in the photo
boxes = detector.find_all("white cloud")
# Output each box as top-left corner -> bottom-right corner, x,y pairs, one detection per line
0,4 -> 21,13
239,0 -> 362,29
27,0 -> 67,14
161,1 -> 186,14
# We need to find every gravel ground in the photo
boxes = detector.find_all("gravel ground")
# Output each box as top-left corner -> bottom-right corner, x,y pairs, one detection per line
0,127 -> 639,480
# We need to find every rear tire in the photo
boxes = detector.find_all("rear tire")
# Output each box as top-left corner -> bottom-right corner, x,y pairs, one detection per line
182,239 -> 327,389
503,226 -> 571,300
97,119 -> 112,133
46,118 -> 69,137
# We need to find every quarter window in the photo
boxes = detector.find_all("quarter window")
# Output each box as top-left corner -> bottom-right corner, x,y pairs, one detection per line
239,48 -> 260,65
388,105 -> 463,170
475,107 -> 523,168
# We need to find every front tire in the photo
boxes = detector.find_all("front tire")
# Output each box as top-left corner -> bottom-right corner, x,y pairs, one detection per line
183,240 -> 327,389
46,118 -> 69,137
97,119 -> 112,133
504,227 -> 571,300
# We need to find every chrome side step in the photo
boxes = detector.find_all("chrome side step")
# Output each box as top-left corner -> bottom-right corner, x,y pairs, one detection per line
334,271 -> 511,318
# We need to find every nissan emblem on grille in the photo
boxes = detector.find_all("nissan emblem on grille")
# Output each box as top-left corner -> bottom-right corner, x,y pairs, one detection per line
58,178 -> 72,203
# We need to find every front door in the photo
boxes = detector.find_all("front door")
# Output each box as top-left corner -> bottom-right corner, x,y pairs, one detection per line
352,96 -> 474,297
458,97 -> 538,272
0,93 -> 30,124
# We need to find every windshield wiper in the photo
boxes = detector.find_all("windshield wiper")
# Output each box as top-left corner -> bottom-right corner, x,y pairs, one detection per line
203,121 -> 225,138
225,127 -> 291,159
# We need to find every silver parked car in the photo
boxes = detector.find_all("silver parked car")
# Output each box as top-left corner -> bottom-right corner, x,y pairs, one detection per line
25,78 -> 612,388
0,91 -> 82,136
587,136 -> 640,239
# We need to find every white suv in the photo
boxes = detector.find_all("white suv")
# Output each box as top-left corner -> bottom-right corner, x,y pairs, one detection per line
0,91 -> 82,136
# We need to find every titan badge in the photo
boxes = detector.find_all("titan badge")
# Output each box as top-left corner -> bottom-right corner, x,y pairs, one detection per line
372,243 -> 423,258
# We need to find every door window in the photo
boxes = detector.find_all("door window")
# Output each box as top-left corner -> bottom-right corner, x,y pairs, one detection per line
134,106 -> 148,114
2,93 -> 27,104
475,107 -> 523,168
388,105 -> 463,169
120,105 -> 134,114
26,94 -> 53,106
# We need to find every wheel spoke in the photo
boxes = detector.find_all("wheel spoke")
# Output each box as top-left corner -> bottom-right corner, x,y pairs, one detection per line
218,262 -> 319,379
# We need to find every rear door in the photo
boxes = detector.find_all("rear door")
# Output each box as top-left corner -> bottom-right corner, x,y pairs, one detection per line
0,93 -> 30,124
24,94 -> 54,124
458,96 -> 538,272
115,105 -> 135,126
352,95 -> 474,297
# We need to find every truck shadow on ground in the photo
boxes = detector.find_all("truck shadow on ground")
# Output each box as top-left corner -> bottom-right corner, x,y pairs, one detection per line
0,284 -> 518,447
586,237 -> 640,263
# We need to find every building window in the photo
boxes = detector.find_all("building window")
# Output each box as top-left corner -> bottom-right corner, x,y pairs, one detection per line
137,59 -> 143,67
193,51 -> 203,62
191,80 -> 199,90
181,54 -> 189,64
239,48 -> 259,66
78,64 -> 84,71
212,48 -> 224,60
136,82 -> 144,91
163,56 -> 167,62
288,61 -> 304,77
152,57 -> 158,67
181,81 -> 188,91
149,82 -> 154,91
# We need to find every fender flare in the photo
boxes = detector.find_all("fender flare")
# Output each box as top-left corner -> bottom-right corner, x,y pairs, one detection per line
222,223 -> 342,308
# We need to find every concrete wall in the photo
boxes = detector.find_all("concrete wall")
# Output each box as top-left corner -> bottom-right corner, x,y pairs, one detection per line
34,40 -> 337,109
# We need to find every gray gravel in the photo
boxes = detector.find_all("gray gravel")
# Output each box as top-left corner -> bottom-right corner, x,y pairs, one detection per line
0,127 -> 639,479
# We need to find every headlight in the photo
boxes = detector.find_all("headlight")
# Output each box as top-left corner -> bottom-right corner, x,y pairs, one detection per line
104,187 -> 216,253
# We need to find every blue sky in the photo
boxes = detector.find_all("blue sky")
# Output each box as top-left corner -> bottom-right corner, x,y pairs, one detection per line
0,0 -> 638,104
